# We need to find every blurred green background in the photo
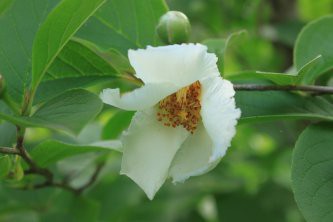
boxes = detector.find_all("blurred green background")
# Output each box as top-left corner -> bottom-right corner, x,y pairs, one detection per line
1,0 -> 333,221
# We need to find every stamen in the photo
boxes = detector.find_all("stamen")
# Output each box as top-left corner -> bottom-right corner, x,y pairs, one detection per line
157,81 -> 201,133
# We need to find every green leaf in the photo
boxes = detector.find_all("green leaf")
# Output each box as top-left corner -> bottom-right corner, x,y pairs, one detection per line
294,15 -> 333,84
35,76 -> 113,104
298,0 -> 333,21
0,0 -> 13,16
0,89 -> 102,134
46,38 -> 120,80
0,155 -> 11,179
0,0 -> 59,104
0,121 -> 16,146
216,182 -> 300,222
30,89 -> 103,134
202,38 -> 226,73
102,111 -> 134,139
30,140 -> 116,167
230,71 -> 296,85
236,91 -> 333,123
0,101 -> 27,126
77,0 -> 168,54
202,30 -> 247,74
34,38 -> 131,104
69,197 -> 101,222
291,123 -> 333,222
31,0 -> 106,90
7,156 -> 24,181
230,55 -> 323,85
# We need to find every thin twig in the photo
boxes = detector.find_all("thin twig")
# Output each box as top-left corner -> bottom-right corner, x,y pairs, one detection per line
233,84 -> 333,94
16,127 -> 53,181
75,162 -> 105,195
0,147 -> 20,155
7,126 -> 106,195
21,162 -> 105,195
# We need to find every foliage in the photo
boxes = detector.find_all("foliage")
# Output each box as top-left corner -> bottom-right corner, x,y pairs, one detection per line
0,0 -> 333,221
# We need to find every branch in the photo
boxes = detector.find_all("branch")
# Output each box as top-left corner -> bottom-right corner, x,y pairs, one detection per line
233,84 -> 333,94
0,147 -> 20,155
22,162 -> 105,195
75,162 -> 105,195
16,127 -> 53,181
3,126 -> 106,195
22,180 -> 77,193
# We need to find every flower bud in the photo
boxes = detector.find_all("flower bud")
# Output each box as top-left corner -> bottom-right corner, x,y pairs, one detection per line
156,11 -> 191,44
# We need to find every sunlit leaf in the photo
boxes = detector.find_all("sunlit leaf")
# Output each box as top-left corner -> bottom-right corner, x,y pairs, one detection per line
31,0 -> 106,90
77,0 -> 168,54
102,111 -> 134,139
0,0 -> 58,104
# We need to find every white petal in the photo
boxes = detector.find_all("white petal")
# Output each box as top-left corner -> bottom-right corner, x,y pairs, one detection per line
169,124 -> 221,183
100,83 -> 178,111
120,108 -> 189,199
200,77 -> 241,162
128,44 -> 219,87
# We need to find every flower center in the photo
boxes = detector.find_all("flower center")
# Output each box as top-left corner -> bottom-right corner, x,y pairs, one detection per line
157,81 -> 201,134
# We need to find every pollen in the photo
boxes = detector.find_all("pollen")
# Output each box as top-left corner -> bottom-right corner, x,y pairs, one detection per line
157,81 -> 201,134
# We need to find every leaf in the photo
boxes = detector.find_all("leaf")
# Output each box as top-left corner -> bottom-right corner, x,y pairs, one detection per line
229,55 -> 323,85
35,76 -> 113,104
294,15 -> 333,83
230,71 -> 296,85
0,210 -> 38,222
30,140 -> 117,167
0,0 -> 13,16
216,182 -> 300,222
236,91 -> 333,123
291,123 -> 333,222
296,55 -> 324,85
202,30 -> 247,74
31,0 -> 106,91
0,101 -> 28,126
7,156 -> 24,181
34,38 -> 131,104
0,155 -> 11,180
46,38 -> 120,80
0,0 -> 59,104
0,121 -> 16,146
77,0 -> 168,54
30,89 -> 103,134
69,197 -> 100,222
0,89 -> 103,134
102,111 -> 134,139
202,38 -> 226,73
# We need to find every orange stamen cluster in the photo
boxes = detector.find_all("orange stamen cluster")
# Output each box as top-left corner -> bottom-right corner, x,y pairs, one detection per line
157,81 -> 202,134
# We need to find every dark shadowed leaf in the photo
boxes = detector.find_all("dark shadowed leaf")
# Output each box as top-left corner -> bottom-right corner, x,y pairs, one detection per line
292,123 -> 333,222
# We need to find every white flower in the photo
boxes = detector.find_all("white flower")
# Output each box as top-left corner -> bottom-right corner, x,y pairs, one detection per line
100,44 -> 241,199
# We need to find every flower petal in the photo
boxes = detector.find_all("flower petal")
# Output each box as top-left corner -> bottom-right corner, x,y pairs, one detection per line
100,83 -> 178,111
200,77 -> 241,162
120,108 -> 189,199
128,44 -> 219,87
169,123 -> 220,183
